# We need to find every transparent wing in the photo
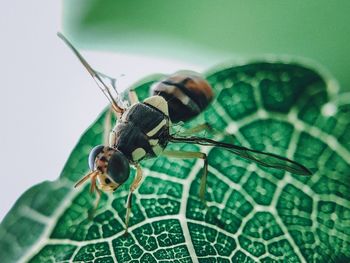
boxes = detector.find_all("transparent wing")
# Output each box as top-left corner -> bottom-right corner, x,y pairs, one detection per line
57,32 -> 125,114
94,70 -> 119,94
170,136 -> 312,175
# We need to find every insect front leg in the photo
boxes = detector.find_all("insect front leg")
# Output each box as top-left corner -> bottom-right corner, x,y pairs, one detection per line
177,122 -> 236,143
84,172 -> 102,219
74,171 -> 102,218
92,184 -> 102,212
103,106 -> 115,147
162,150 -> 208,202
124,164 -> 143,235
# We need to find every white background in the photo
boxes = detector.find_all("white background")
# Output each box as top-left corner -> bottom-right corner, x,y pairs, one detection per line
0,1 -> 217,221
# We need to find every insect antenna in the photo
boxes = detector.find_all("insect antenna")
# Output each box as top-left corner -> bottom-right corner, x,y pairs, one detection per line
74,171 -> 99,188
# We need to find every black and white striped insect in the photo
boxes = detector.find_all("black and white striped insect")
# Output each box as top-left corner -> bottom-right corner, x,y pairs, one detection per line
58,33 -> 312,233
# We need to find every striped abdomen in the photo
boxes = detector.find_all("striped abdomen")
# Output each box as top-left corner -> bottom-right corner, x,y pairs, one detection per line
151,71 -> 214,123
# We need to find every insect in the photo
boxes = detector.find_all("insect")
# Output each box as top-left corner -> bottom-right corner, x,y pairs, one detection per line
58,33 -> 312,233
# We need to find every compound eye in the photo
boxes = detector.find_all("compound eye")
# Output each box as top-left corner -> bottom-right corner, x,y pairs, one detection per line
107,150 -> 130,184
88,145 -> 104,170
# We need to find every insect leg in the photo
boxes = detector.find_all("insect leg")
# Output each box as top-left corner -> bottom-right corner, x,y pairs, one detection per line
90,173 -> 102,204
162,150 -> 208,201
103,106 -> 114,146
128,89 -> 139,105
177,123 -> 215,136
109,130 -> 117,148
176,122 -> 236,143
124,164 -> 143,234
82,172 -> 102,218
74,171 -> 102,215
93,186 -> 102,211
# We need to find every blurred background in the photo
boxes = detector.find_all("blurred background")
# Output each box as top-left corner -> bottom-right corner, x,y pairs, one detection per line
0,0 -> 349,221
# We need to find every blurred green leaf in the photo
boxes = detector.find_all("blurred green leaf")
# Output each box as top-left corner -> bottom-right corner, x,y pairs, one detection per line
1,61 -> 349,262
63,1 -> 350,92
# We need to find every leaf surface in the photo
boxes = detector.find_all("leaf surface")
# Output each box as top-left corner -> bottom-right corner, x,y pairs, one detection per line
1,61 -> 349,263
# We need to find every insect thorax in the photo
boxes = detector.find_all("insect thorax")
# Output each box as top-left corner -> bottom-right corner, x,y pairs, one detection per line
111,100 -> 170,162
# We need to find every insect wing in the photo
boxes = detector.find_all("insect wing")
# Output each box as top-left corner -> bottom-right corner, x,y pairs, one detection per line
57,32 -> 125,114
170,136 -> 312,175
95,71 -> 128,108
226,147 -> 311,175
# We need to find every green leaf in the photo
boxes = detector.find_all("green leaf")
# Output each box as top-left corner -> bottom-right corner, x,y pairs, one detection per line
1,61 -> 349,263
